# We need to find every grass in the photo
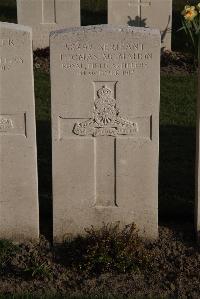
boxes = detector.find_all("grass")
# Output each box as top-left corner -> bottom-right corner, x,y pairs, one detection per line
160,75 -> 196,219
160,75 -> 196,127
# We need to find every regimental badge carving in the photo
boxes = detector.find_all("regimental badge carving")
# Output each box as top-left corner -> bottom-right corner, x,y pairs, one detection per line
0,114 -> 27,136
73,83 -> 138,137
0,117 -> 14,131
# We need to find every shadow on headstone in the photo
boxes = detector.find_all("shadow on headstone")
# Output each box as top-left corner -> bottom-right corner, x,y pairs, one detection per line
127,14 -> 171,52
127,15 -> 147,27
161,15 -> 171,44
161,15 -> 171,52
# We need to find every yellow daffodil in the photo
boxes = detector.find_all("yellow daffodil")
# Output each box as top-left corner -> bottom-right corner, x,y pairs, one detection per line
182,5 -> 198,21
179,3 -> 200,63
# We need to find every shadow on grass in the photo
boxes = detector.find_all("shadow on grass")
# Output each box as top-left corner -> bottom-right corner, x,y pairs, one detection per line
36,120 -> 52,242
159,125 -> 195,222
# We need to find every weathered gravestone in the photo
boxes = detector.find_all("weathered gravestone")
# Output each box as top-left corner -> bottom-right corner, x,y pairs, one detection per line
108,0 -> 172,50
51,25 -> 160,243
17,0 -> 80,49
0,22 -> 39,242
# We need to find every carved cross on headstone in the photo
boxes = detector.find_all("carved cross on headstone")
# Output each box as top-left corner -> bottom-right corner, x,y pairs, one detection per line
42,0 -> 56,24
129,0 -> 151,25
59,81 -> 151,208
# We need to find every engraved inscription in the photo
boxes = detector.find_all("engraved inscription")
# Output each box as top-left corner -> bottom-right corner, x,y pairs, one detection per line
73,82 -> 138,137
0,117 -> 13,131
65,42 -> 144,51
0,56 -> 24,71
0,39 -> 14,47
60,42 -> 153,76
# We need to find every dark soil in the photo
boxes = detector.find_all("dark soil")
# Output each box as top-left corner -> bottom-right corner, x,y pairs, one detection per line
161,51 -> 196,75
0,224 -> 199,298
34,48 -> 50,74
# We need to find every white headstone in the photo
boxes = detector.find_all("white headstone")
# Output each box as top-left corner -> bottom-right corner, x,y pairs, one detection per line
51,25 -> 160,243
0,22 -> 39,242
17,0 -> 80,49
108,0 -> 172,50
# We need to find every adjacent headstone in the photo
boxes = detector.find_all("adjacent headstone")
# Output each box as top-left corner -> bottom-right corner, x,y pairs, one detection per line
17,0 -> 80,49
108,0 -> 172,50
51,25 -> 160,243
0,22 -> 39,242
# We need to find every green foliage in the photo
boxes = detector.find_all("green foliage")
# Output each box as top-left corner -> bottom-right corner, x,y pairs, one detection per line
1,238 -> 53,280
24,259 -> 52,279
178,2 -> 200,60
59,223 -> 152,275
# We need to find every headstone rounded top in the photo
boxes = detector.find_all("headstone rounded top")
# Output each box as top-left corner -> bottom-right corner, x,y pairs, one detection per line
0,21 -> 32,33
50,24 -> 160,39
